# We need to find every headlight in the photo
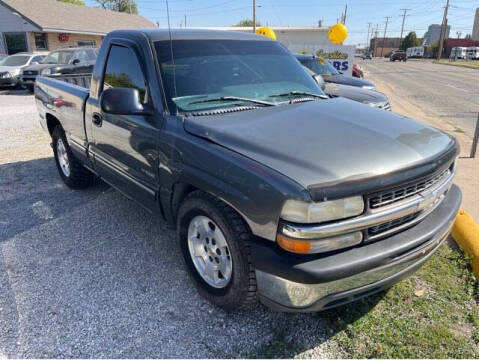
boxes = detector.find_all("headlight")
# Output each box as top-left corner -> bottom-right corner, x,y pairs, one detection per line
281,196 -> 364,224
362,85 -> 375,90
41,68 -> 52,75
364,102 -> 379,108
0,72 -> 12,78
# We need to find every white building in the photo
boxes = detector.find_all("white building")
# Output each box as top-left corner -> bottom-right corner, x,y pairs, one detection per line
196,26 -> 330,51
423,24 -> 450,46
473,8 -> 479,41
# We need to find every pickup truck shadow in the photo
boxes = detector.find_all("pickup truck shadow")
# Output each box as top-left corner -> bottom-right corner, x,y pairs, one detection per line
0,157 -> 383,358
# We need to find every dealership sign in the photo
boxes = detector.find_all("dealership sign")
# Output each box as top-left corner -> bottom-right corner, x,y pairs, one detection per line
289,44 -> 356,76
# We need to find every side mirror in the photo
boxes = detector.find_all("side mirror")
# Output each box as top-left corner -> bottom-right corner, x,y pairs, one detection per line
100,87 -> 151,115
312,74 -> 326,91
72,59 -> 80,65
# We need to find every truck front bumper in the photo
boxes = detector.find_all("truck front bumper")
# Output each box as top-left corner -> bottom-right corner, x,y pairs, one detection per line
251,184 -> 461,312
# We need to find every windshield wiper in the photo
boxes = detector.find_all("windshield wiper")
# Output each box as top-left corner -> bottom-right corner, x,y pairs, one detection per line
188,96 -> 275,107
269,91 -> 328,99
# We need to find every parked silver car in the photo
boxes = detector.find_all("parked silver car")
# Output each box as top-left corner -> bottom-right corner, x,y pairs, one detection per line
0,53 -> 45,88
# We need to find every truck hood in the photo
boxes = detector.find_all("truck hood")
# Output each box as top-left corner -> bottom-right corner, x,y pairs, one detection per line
323,73 -> 375,88
324,83 -> 388,104
22,63 -> 60,72
184,97 -> 454,192
0,65 -> 24,73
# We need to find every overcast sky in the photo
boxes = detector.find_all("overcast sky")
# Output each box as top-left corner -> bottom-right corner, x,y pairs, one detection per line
84,0 -> 478,46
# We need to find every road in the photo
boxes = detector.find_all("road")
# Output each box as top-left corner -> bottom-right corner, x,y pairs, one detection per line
0,90 -> 335,358
360,59 -> 479,135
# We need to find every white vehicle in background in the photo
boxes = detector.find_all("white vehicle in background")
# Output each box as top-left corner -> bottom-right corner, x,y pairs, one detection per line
450,47 -> 467,59
406,46 -> 424,58
466,47 -> 479,60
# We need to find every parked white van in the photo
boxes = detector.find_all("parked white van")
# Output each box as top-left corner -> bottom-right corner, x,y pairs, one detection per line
450,47 -> 467,59
466,47 -> 479,60
407,46 -> 424,58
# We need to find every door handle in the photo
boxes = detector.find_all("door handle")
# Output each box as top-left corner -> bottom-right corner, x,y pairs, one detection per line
92,113 -> 103,127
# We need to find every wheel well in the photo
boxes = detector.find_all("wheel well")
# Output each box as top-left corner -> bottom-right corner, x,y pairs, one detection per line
46,113 -> 61,137
170,183 -> 254,236
171,183 -> 198,221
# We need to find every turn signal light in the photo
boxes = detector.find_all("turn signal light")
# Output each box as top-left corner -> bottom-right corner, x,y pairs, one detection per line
277,234 -> 311,254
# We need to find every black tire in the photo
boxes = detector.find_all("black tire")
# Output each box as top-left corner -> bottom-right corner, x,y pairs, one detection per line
26,85 -> 34,93
177,191 -> 257,311
52,125 -> 94,189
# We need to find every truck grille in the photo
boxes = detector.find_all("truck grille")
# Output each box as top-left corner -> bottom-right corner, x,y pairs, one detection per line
368,167 -> 451,209
368,212 -> 420,236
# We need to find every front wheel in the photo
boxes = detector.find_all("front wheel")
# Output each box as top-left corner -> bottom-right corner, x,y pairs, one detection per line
52,126 -> 94,189
177,191 -> 257,311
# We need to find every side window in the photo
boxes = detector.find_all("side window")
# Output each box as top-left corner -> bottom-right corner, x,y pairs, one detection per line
31,55 -> 43,63
86,49 -> 97,61
102,45 -> 147,103
74,50 -> 88,63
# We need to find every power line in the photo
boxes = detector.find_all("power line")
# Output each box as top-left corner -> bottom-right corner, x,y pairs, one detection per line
380,16 -> 391,57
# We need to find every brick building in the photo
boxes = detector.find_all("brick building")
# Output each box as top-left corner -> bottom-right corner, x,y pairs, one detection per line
0,0 -> 155,54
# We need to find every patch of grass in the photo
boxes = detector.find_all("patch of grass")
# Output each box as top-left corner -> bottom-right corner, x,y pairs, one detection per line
434,60 -> 479,70
323,241 -> 479,358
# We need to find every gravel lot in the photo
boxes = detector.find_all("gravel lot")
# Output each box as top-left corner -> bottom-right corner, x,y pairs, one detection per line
0,90 -> 335,358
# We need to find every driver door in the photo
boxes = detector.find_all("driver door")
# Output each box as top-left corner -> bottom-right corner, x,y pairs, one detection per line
88,43 -> 160,211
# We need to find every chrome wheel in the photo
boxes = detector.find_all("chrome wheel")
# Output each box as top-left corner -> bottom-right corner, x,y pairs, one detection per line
56,138 -> 70,177
187,215 -> 232,288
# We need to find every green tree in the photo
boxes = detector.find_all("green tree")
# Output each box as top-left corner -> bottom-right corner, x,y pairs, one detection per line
465,34 -> 472,40
427,40 -> 439,56
400,31 -> 421,50
234,19 -> 261,27
94,0 -> 138,14
57,0 -> 86,5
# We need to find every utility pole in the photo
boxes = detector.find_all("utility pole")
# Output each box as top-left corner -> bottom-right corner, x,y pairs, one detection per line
437,0 -> 450,60
372,24 -> 379,57
184,14 -> 187,28
253,0 -> 256,32
380,16 -> 391,57
399,9 -> 410,44
366,22 -> 372,52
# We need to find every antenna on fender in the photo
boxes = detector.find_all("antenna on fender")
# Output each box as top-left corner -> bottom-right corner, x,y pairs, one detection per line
165,0 -> 179,115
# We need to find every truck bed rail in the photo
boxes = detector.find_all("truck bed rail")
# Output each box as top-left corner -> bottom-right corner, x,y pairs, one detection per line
47,73 -> 92,89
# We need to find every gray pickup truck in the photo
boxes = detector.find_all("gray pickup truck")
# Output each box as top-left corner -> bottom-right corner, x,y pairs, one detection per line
35,29 -> 461,312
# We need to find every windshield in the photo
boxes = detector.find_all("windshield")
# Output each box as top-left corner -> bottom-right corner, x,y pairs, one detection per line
2,55 -> 30,66
42,51 -> 74,64
298,57 -> 340,76
154,39 -> 324,112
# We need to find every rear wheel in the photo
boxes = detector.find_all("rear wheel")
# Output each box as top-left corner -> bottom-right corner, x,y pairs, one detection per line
52,126 -> 94,189
177,191 -> 257,311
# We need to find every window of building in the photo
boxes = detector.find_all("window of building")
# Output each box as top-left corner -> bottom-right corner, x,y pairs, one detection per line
77,40 -> 96,47
34,33 -> 48,50
4,32 -> 27,54
102,45 -> 147,103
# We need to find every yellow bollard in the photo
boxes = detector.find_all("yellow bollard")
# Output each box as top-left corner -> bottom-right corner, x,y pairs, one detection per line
451,209 -> 479,277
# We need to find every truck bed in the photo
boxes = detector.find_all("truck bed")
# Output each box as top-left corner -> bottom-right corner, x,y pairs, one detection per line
35,75 -> 91,160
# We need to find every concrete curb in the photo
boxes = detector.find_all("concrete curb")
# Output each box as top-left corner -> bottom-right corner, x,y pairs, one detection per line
451,209 -> 479,277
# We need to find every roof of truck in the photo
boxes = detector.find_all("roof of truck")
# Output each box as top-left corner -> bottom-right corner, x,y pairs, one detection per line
110,29 -> 272,42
